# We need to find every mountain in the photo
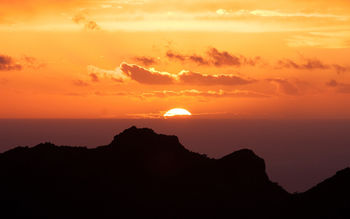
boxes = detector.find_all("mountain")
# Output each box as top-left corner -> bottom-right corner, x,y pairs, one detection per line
293,168 -> 350,219
0,126 -> 349,218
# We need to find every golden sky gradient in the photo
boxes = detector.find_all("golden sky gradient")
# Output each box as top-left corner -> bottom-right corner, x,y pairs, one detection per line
0,0 -> 350,118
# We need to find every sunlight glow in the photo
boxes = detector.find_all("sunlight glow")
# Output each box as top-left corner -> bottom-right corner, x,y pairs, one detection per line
164,108 -> 192,117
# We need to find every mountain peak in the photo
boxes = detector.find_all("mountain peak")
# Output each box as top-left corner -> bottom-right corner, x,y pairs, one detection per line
110,126 -> 180,147
219,148 -> 266,171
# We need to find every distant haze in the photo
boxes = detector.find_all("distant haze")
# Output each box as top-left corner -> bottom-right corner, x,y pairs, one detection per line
1,119 -> 349,193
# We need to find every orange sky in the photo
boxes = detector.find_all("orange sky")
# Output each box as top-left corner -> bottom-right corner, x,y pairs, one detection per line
0,0 -> 350,118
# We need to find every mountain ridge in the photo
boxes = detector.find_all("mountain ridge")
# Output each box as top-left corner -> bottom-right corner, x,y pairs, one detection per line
0,126 -> 349,218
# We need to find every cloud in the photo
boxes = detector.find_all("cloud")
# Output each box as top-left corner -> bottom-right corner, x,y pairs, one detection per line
87,62 -> 257,86
277,58 -> 328,70
141,89 -> 269,98
72,14 -> 101,31
326,79 -> 350,93
207,48 -> 241,67
0,55 -> 22,71
87,65 -> 127,82
0,54 -> 46,71
133,56 -> 158,66
166,51 -> 186,61
166,48 -> 261,67
118,62 -> 256,86
188,54 -> 210,65
178,71 -> 255,86
120,62 -> 176,84
267,78 -> 299,95
166,51 -> 210,65
277,58 -> 349,74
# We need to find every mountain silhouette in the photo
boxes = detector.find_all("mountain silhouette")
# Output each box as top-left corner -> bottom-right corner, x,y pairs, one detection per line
0,126 -> 349,218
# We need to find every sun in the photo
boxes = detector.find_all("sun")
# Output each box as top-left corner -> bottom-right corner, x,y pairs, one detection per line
164,108 -> 192,118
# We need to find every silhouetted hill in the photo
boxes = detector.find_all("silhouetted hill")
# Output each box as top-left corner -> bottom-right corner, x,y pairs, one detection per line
0,126 -> 349,218
293,168 -> 350,219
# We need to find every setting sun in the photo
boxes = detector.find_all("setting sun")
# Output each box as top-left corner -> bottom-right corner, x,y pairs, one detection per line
164,108 -> 192,118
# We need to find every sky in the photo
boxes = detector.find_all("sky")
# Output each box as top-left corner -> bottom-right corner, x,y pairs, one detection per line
1,0 -> 350,118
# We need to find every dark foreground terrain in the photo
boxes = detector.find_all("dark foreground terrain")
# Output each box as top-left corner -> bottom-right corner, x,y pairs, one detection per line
0,126 -> 349,218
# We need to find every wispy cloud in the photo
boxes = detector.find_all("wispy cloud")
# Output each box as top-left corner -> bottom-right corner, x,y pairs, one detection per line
326,79 -> 350,93
287,32 -> 350,49
277,58 -> 349,74
141,89 -> 268,98
166,48 -> 261,67
178,71 -> 255,86
133,56 -> 158,66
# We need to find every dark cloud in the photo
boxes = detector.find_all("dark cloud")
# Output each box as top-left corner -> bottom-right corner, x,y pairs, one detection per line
166,51 -> 186,61
178,71 -> 255,86
166,48 -> 261,67
120,63 -> 176,84
277,58 -> 328,70
326,79 -> 350,93
0,55 -> 22,71
267,78 -> 299,95
207,48 -> 241,67
133,56 -> 158,66
188,54 -> 210,65
277,58 -> 349,74
73,14 -> 101,31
